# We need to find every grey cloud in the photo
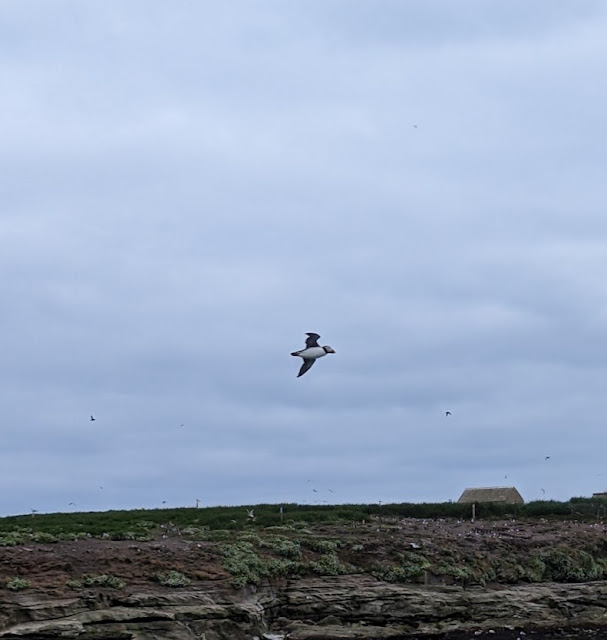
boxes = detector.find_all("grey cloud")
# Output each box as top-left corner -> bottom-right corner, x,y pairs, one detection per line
1,2 -> 607,515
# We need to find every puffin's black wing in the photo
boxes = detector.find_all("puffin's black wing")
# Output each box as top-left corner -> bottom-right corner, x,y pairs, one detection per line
297,359 -> 316,377
305,333 -> 321,348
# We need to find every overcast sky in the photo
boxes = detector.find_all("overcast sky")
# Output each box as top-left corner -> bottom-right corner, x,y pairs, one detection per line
1,1 -> 607,516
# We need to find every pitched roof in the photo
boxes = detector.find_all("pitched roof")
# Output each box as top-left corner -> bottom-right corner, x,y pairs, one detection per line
457,486 -> 524,504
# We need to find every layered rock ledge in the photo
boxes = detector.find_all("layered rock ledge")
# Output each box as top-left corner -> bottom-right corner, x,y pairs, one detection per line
2,575 -> 607,639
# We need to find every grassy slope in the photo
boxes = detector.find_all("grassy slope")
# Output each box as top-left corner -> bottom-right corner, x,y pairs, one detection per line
2,499 -> 607,590
0,497 -> 603,538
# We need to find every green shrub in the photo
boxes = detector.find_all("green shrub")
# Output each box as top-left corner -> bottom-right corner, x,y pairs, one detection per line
153,570 -> 191,587
310,552 -> 349,576
239,532 -> 262,546
302,538 -> 339,553
181,525 -> 210,539
221,541 -> 267,588
534,547 -> 604,582
432,562 -> 476,583
31,531 -> 58,543
259,536 -> 302,560
206,529 -> 232,542
6,577 -> 30,591
379,552 -> 430,582
0,530 -> 29,546
68,574 -> 126,589
56,532 -> 88,542
520,555 -> 546,582
264,558 -> 307,578
488,557 -> 523,584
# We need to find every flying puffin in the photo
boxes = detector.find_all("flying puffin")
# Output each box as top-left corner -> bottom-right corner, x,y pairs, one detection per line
291,332 -> 336,377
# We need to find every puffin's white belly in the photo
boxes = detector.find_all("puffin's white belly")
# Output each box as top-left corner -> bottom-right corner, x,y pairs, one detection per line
297,347 -> 326,359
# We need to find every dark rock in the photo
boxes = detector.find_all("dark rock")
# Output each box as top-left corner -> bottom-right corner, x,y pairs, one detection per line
3,576 -> 607,638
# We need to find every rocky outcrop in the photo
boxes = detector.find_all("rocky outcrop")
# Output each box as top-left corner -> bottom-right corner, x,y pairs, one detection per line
276,576 -> 607,638
2,576 -> 607,639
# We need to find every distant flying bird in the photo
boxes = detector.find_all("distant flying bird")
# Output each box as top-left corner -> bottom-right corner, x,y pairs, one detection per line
445,411 -> 452,417
545,456 -> 551,460
99,486 -> 104,490
541,489 -> 546,495
246,509 -> 255,520
179,424 -> 184,427
504,474 -> 508,479
68,502 -> 76,506
328,488 -> 334,493
291,333 -> 336,377
90,415 -> 96,421
312,489 -> 318,493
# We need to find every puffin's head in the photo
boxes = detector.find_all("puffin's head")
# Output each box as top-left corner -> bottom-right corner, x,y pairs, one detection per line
323,345 -> 336,354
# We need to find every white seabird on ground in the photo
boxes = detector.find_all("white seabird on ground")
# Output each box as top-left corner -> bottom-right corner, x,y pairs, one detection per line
291,332 -> 336,377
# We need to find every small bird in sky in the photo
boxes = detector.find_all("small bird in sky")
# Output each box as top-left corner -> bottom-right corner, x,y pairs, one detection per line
328,488 -> 334,493
445,411 -> 452,417
312,489 -> 318,493
90,415 -> 96,421
545,456 -> 551,460
504,474 -> 508,479
179,424 -> 184,427
99,486 -> 104,490
291,333 -> 336,377
68,502 -> 76,506
541,489 -> 546,495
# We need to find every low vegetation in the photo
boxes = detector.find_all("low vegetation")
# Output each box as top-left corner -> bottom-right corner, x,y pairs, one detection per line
5,577 -> 30,591
152,570 -> 191,587
67,574 -> 126,590
3,498 -> 607,591
0,497 -> 605,541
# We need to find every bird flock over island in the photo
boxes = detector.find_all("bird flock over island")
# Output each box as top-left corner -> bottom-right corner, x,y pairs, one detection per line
70,331 -> 559,513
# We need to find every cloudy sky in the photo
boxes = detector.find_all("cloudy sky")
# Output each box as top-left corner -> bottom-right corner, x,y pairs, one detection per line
1,1 -> 607,516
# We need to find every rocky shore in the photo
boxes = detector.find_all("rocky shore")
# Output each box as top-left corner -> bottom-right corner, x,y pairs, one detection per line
2,575 -> 607,639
